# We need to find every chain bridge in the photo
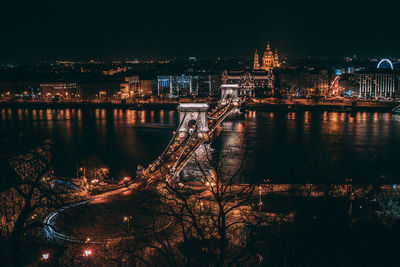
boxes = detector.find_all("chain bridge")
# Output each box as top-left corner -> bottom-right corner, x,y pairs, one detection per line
139,84 -> 242,183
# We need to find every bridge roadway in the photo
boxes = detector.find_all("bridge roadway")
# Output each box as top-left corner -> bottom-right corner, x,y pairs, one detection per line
141,100 -> 239,183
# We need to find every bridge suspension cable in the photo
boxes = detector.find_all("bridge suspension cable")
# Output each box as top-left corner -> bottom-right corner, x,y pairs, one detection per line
171,113 -> 201,172
159,113 -> 187,160
207,96 -> 233,120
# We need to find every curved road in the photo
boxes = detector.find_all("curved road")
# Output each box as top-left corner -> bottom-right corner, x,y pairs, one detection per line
44,182 -> 172,244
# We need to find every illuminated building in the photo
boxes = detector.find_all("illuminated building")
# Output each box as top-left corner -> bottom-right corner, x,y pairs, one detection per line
253,41 -> 280,71
253,50 -> 260,69
40,83 -> 78,99
157,75 -> 199,97
120,83 -> 130,99
140,80 -> 157,96
102,67 -> 127,76
221,70 -> 274,96
278,69 -> 333,97
78,82 -> 121,100
0,82 -> 40,99
198,75 -> 221,96
126,76 -> 140,97
121,77 -> 157,99
357,69 -> 400,98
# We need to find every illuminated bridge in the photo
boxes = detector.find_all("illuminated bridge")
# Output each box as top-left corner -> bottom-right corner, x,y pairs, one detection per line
139,84 -> 242,184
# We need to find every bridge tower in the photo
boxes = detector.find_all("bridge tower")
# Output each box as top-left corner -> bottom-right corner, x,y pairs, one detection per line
221,84 -> 240,105
177,103 -> 209,138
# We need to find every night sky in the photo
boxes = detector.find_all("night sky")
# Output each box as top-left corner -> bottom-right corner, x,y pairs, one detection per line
1,0 -> 399,63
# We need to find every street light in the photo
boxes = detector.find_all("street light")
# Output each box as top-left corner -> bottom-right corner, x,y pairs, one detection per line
123,216 -> 133,234
79,167 -> 86,178
258,186 -> 263,212
123,176 -> 130,187
83,249 -> 92,257
205,181 -> 215,188
264,178 -> 271,193
42,253 -> 49,261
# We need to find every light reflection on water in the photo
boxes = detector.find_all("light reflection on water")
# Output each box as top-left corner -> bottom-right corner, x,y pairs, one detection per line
0,108 -> 400,183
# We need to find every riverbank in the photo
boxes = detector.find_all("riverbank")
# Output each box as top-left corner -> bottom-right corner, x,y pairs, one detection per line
0,101 -> 180,110
246,101 -> 398,112
0,99 -> 398,112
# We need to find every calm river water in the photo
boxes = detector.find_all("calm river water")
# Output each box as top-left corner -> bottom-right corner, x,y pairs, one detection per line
1,108 -> 400,184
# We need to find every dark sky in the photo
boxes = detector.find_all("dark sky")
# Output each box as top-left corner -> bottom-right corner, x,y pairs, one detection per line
1,0 -> 399,63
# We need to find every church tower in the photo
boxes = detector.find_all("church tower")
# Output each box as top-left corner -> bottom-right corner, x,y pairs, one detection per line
274,49 -> 279,67
253,50 -> 260,69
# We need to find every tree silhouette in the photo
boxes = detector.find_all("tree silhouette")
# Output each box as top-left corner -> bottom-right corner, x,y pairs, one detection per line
0,140 -> 66,266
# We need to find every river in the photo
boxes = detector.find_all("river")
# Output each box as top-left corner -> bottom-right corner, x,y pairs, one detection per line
1,108 -> 400,184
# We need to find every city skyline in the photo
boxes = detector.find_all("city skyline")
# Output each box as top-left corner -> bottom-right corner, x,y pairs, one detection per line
1,0 -> 400,63
2,1 -> 400,266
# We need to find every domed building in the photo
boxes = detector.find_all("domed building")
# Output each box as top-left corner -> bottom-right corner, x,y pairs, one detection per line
253,41 -> 280,71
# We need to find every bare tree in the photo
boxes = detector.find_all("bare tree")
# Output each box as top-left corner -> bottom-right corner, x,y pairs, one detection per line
0,140 -> 66,265
56,237 -> 150,267
375,189 -> 400,225
142,135 -> 258,266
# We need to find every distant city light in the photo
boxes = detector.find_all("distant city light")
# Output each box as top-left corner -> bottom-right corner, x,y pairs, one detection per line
84,249 -> 92,257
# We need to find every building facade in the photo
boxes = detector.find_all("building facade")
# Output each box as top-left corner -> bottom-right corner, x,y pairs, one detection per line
120,76 -> 157,99
278,69 -> 333,97
40,83 -> 78,100
78,82 -> 121,100
357,69 -> 400,98
126,76 -> 141,96
221,70 -> 274,97
198,75 -> 221,96
140,80 -> 157,96
253,42 -> 280,71
120,76 -> 140,99
157,75 -> 200,97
